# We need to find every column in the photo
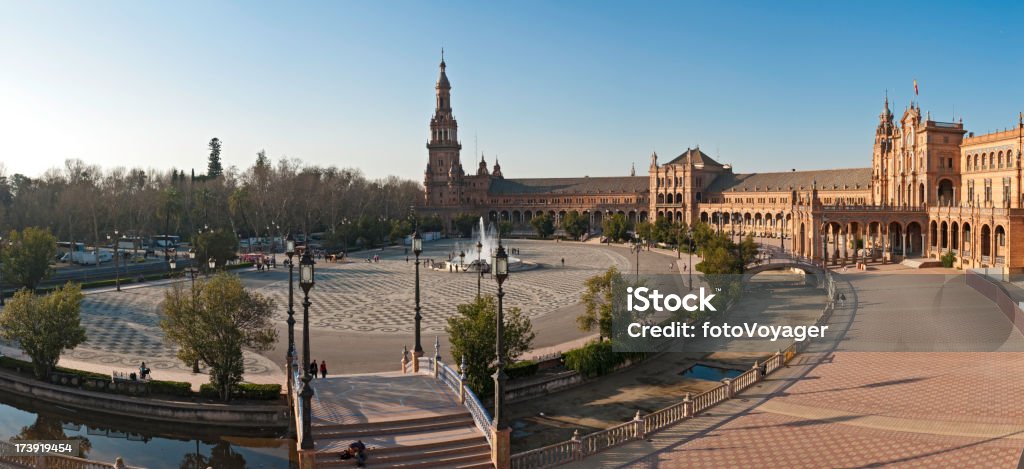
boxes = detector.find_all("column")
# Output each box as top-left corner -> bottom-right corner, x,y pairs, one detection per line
901,232 -> 907,260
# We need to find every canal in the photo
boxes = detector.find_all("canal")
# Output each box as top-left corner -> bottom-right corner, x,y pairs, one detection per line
0,392 -> 295,468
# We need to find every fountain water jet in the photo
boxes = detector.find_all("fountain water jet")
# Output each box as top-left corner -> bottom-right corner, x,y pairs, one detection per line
442,217 -> 521,272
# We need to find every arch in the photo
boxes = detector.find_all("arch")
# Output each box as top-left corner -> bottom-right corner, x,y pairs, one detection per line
657,193 -> 665,204
937,179 -> 954,206
500,210 -> 510,222
995,225 -> 1006,263
512,210 -> 522,225
675,210 -> 683,222
700,212 -> 709,223
939,221 -> 947,249
639,211 -> 648,222
667,211 -> 674,222
628,210 -> 637,224
799,222 -> 806,257
918,183 -> 925,206
524,210 -> 533,221
888,221 -> 904,256
951,222 -> 960,254
658,210 -> 665,219
906,222 -> 923,256
961,222 -> 970,256
488,210 -> 498,221
675,193 -> 683,204
981,224 -> 992,259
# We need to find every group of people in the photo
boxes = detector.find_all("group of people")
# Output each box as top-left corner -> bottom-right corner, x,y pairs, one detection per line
309,360 -> 328,379
365,254 -> 381,263
256,256 -> 276,271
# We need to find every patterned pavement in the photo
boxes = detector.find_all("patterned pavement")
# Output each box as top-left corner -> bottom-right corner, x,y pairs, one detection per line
255,240 -> 631,335
568,267 -> 1024,468
22,239 -> 633,383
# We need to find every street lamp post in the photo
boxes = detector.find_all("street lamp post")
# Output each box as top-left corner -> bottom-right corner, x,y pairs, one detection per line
492,241 -> 510,433
687,227 -> 694,290
476,240 -> 482,298
412,231 -> 424,370
285,235 -> 297,361
298,251 -> 316,450
108,230 -> 120,291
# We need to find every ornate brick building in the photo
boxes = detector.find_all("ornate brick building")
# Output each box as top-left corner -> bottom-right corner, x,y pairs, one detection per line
420,59 -> 1024,273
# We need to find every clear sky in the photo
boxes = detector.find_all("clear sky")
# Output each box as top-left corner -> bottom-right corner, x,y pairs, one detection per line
2,1 -> 1022,181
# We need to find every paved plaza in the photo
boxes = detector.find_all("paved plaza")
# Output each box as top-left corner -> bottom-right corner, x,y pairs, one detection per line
14,239 -> 688,384
566,266 -> 1024,468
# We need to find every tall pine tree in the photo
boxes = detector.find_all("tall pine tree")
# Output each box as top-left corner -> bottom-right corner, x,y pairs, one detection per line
207,138 -> 223,177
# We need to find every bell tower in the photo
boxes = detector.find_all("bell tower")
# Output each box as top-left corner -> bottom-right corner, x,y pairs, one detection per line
424,51 -> 463,207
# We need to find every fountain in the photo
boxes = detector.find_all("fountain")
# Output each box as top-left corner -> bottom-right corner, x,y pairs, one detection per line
441,217 -> 522,272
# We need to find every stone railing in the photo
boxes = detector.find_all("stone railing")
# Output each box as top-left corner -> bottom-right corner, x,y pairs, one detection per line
400,345 -> 495,447
290,355 -> 307,451
0,440 -> 139,469
510,271 -> 838,469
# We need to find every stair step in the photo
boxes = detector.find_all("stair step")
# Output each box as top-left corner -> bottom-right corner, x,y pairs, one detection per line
316,426 -> 487,455
314,410 -> 471,434
319,448 -> 492,468
321,438 -> 488,463
316,415 -> 476,439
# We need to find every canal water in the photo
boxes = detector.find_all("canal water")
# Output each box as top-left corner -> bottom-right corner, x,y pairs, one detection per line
0,392 -> 295,468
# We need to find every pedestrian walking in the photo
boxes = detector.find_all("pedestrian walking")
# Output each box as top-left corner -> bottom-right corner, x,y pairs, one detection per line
309,360 -> 318,379
320,361 -> 327,379
561,257 -> 565,268
839,293 -> 846,307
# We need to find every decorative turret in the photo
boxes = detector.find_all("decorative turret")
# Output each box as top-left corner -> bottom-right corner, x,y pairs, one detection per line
649,151 -> 658,169
492,158 -> 503,178
477,153 -> 489,176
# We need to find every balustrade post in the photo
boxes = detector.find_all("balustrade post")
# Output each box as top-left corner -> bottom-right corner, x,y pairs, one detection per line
682,393 -> 693,418
401,346 -> 409,374
633,410 -> 645,440
723,378 -> 735,398
459,355 -> 468,404
433,336 -> 441,378
752,360 -> 761,380
571,429 -> 582,460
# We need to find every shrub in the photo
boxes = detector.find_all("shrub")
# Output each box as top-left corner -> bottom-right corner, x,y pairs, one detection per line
506,360 -> 539,380
236,383 -> 282,400
200,382 -> 280,400
941,250 -> 956,268
148,380 -> 193,397
563,340 -> 645,378
199,383 -> 219,399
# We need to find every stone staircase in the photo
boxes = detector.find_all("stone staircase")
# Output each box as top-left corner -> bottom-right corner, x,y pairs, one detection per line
310,372 -> 493,468
315,413 -> 491,468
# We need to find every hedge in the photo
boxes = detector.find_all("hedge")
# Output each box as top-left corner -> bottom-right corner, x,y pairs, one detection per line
147,380 -> 193,397
200,383 -> 281,400
563,340 -> 646,378
506,360 -> 539,380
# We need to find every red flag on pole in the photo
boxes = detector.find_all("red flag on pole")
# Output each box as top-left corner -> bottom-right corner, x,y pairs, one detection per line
914,79 -> 918,96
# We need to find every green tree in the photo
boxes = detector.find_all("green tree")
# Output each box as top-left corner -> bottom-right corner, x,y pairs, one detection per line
652,217 -> 674,244
194,229 -> 239,270
578,267 -> 636,341
498,220 -> 513,238
634,221 -> 654,244
207,138 -> 223,177
160,273 -> 277,401
453,214 -> 479,238
446,295 -> 535,398
1,227 -> 57,290
0,283 -> 86,379
530,213 -> 555,239
561,211 -> 589,240
601,213 -> 631,242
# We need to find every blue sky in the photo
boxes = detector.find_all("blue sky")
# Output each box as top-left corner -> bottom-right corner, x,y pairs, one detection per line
2,1 -> 1022,181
